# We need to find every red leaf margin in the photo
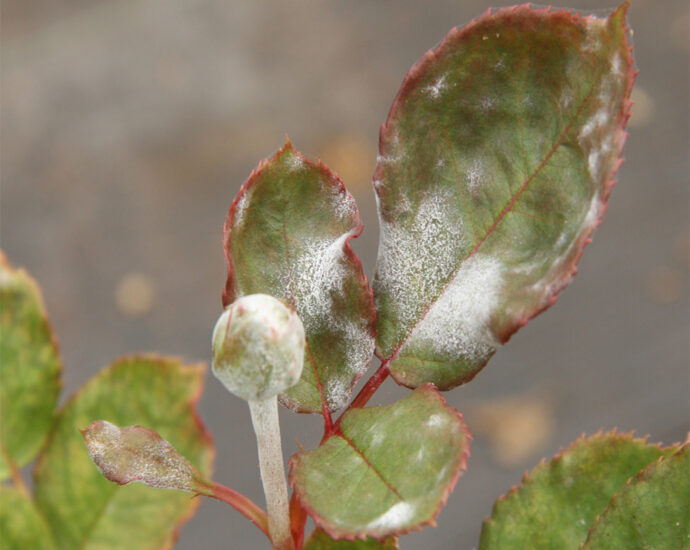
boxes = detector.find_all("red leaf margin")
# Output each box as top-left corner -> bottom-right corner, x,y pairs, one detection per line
373,1 -> 636,359
33,354 -> 215,550
221,138 -> 377,419
479,428 -> 683,546
289,384 -> 472,542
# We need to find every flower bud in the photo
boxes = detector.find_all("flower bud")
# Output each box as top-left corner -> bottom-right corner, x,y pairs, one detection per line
212,294 -> 305,402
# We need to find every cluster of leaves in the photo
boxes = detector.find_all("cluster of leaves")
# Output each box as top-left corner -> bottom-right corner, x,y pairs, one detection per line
2,3 -> 688,550
0,253 -> 214,549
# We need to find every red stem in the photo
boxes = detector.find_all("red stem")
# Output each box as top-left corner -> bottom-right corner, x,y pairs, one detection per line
289,492 -> 307,549
332,359 -> 391,431
202,481 -> 270,538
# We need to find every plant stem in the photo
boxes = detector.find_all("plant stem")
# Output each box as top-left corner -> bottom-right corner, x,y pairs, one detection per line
338,359 -> 391,422
199,481 -> 270,537
249,397 -> 295,550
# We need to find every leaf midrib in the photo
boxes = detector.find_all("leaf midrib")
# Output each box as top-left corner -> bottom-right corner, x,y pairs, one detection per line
384,64 -> 602,364
279,184 -> 330,415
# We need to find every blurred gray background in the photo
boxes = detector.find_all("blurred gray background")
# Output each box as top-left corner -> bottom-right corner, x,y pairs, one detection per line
2,1 -> 688,548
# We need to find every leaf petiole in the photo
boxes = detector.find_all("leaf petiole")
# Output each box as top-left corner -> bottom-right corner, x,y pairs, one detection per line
199,480 -> 270,538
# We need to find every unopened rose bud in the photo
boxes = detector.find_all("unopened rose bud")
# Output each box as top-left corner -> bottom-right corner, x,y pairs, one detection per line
212,294 -> 305,402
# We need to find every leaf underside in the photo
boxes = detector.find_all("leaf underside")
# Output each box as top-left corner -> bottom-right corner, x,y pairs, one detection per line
478,431 -> 677,550
33,356 -> 214,550
0,251 -> 62,481
304,528 -> 399,550
290,385 -> 470,540
223,141 -> 375,413
582,444 -> 689,550
0,486 -> 57,550
373,3 -> 634,389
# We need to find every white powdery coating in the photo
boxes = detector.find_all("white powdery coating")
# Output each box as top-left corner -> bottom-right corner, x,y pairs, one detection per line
325,377 -> 351,411
290,233 -> 351,332
232,187 -> 252,228
85,421 -> 196,491
423,75 -> 448,99
366,501 -> 416,531
582,18 -> 607,53
287,154 -> 304,171
480,96 -> 496,111
376,190 -> 467,333
403,254 -> 503,360
426,413 -> 446,428
331,186 -> 357,223
610,52 -> 623,76
290,232 -> 374,405
212,294 -> 305,401
465,159 -> 484,194
525,192 -> 603,303
578,43 -> 624,182
581,191 -> 603,233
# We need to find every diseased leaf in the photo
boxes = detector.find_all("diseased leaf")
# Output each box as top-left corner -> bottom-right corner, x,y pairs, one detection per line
479,431 -> 676,550
290,385 -> 470,539
304,528 -> 399,550
583,444 -> 689,550
82,420 -> 207,492
0,486 -> 57,550
34,356 -> 214,550
0,251 -> 61,480
373,3 -> 634,389
223,140 -> 376,413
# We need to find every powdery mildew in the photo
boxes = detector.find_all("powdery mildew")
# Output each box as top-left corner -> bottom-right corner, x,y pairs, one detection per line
289,232 -> 374,408
366,501 -> 416,531
376,189 -> 467,338
325,377 -> 350,411
423,75 -> 448,99
331,185 -> 357,223
465,158 -> 484,194
84,421 -> 196,491
578,36 -> 623,183
232,186 -> 253,228
402,254 -> 503,361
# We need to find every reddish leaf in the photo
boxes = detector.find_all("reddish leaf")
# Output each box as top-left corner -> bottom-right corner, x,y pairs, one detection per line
82,421 -> 206,492
223,141 -> 375,414
373,3 -> 634,389
290,386 -> 470,540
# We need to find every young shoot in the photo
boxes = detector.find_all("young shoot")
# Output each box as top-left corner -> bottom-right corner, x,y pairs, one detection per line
212,293 -> 305,550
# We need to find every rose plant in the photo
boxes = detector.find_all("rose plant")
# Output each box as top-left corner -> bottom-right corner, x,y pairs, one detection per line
1,2 -> 687,549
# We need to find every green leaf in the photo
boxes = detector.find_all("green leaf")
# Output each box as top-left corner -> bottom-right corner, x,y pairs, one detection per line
373,3 -> 634,389
0,486 -> 57,550
82,421 -> 208,492
479,431 -> 675,550
583,444 -> 689,550
0,251 -> 61,480
304,528 -> 399,550
33,356 -> 214,550
223,140 -> 375,413
290,385 -> 470,539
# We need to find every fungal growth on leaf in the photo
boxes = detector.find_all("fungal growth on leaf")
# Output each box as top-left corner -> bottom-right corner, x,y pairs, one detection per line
82,420 -> 203,492
5,4 -> 673,550
372,2 -> 634,391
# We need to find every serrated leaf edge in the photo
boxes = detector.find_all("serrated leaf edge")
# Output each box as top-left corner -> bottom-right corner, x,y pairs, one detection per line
290,385 -> 472,541
32,354 -> 214,549
222,138 -> 376,415
375,2 -> 635,377
480,427 -> 679,536
0,250 -> 64,477
579,440 -> 689,549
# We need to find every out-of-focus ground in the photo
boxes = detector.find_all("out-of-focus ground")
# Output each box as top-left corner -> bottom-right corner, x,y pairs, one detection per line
2,1 -> 688,548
